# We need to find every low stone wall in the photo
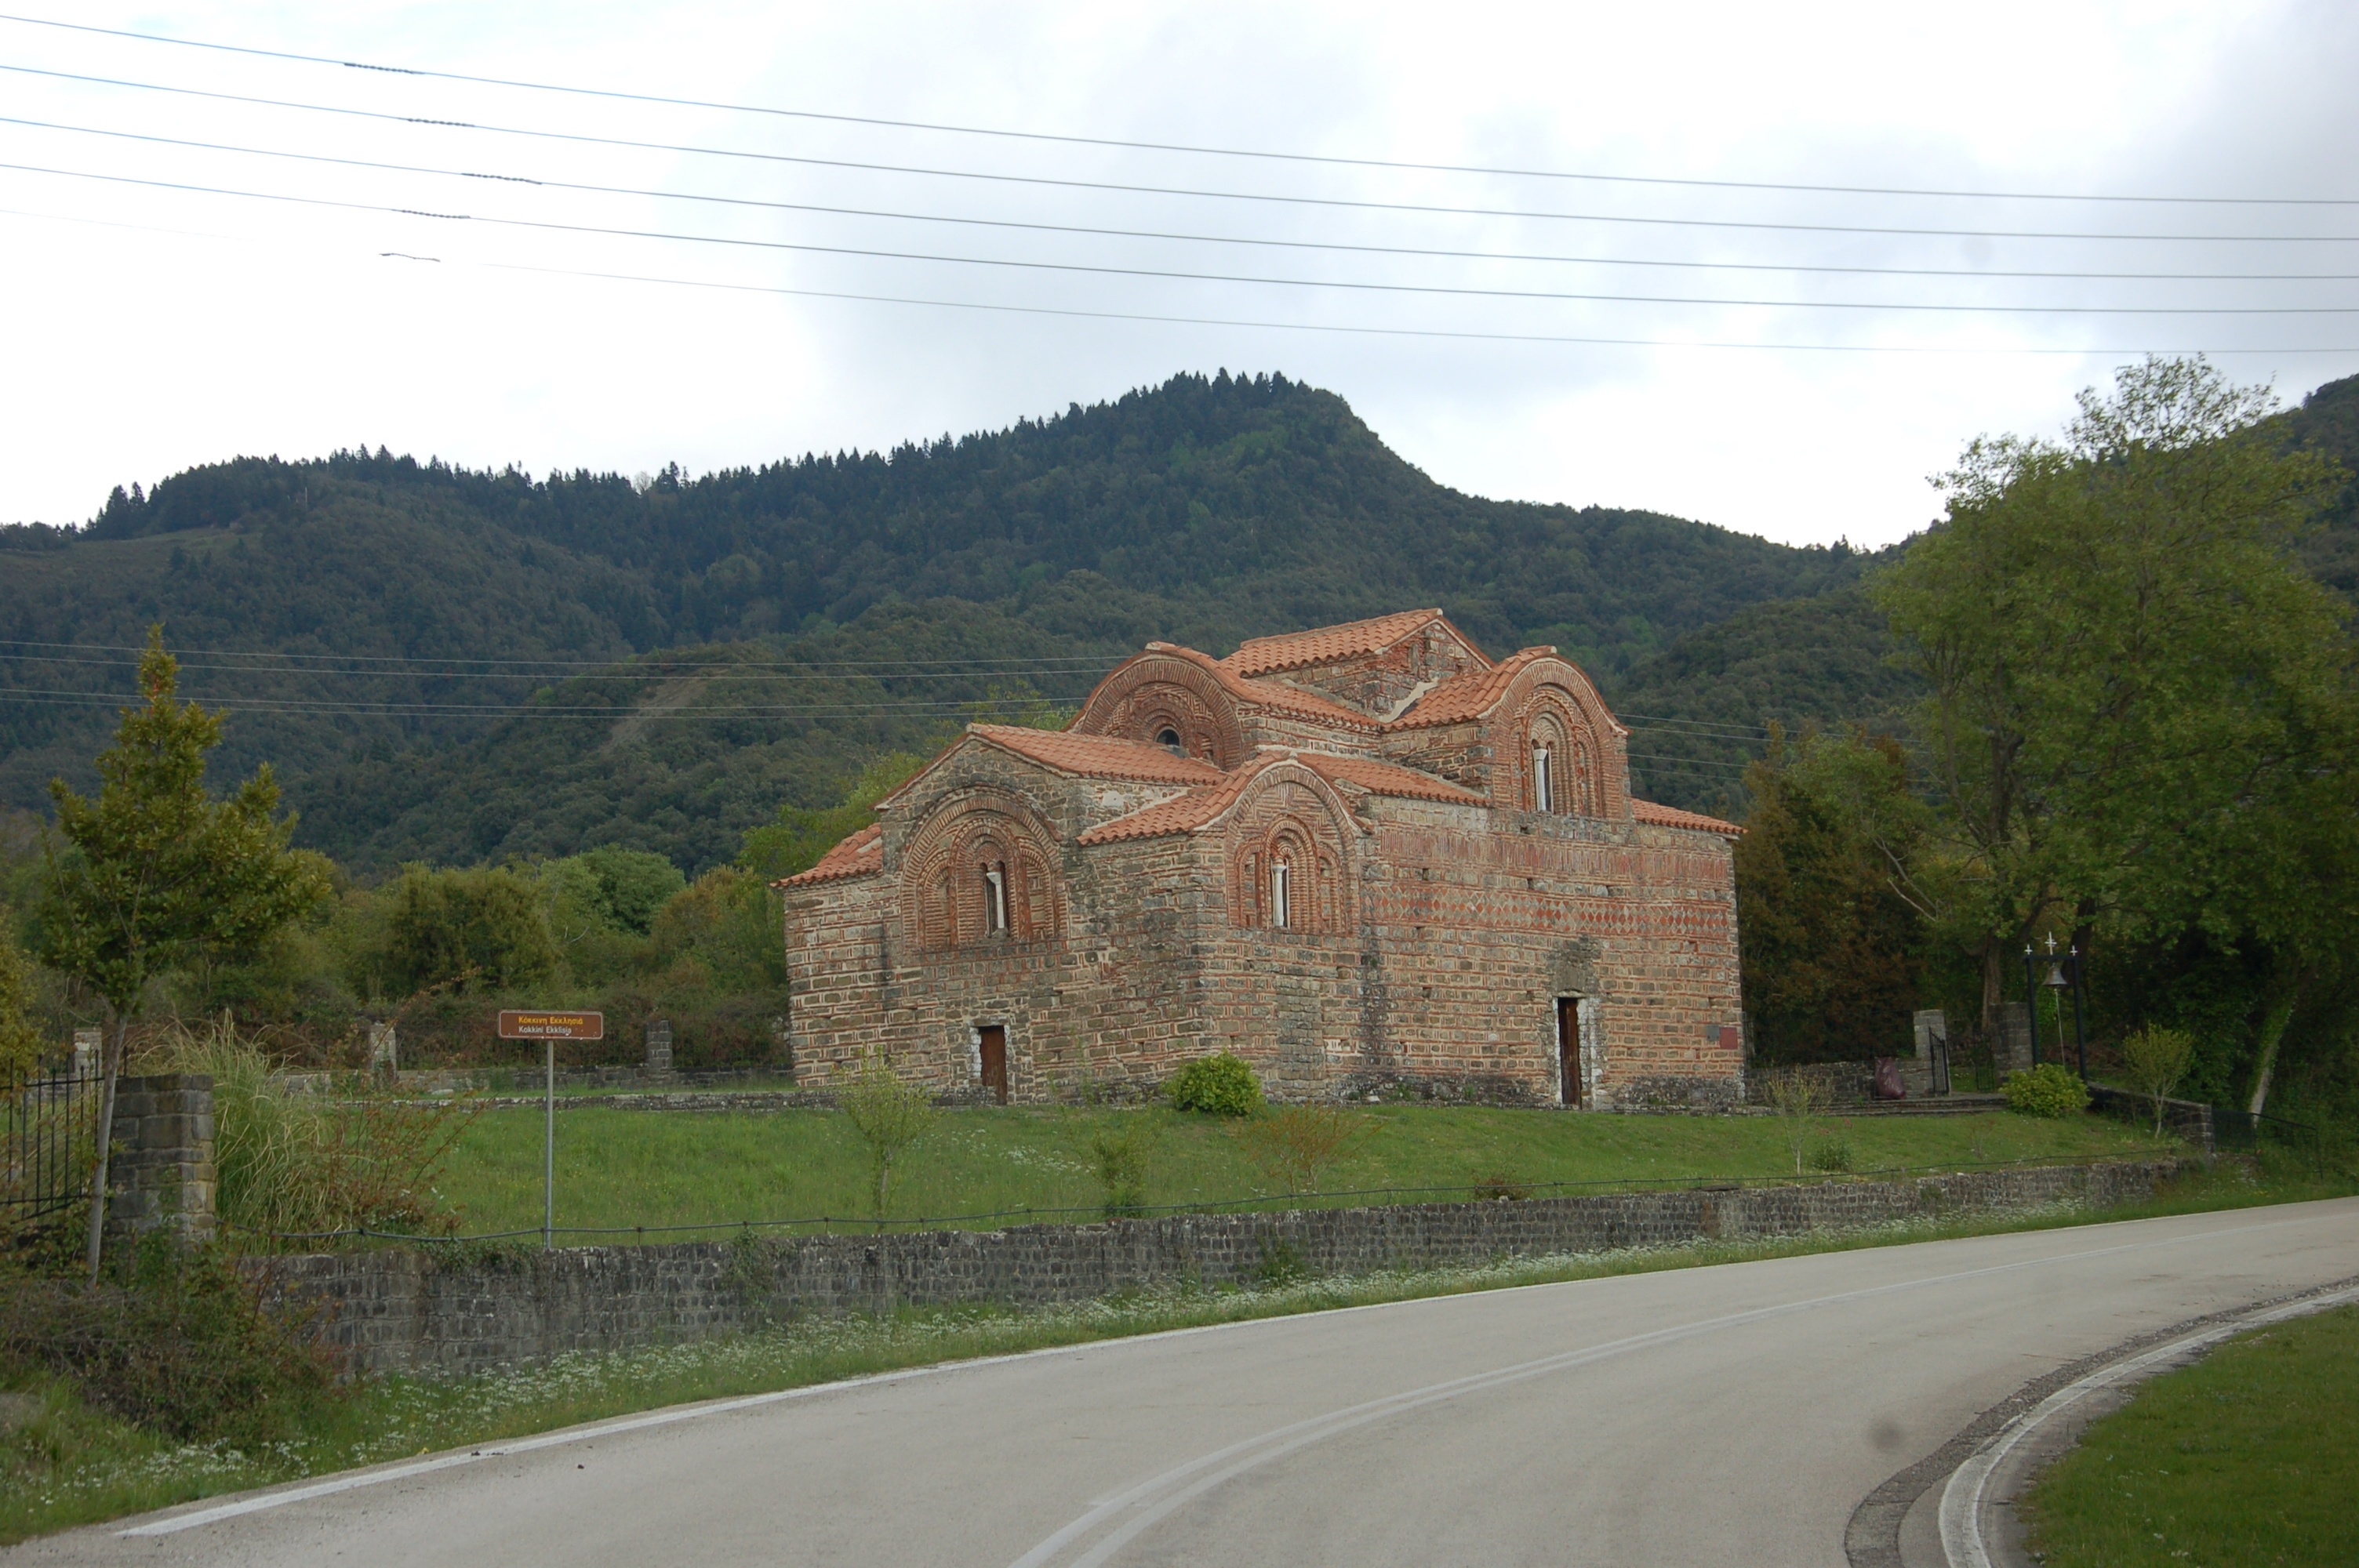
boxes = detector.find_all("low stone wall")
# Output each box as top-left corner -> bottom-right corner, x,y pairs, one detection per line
249,1160 -> 2174,1378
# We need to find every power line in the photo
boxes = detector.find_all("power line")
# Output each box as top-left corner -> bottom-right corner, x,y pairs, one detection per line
5,11 -> 2350,209
467,258 -> 2359,354
3,197 -> 2347,356
11,159 -> 2357,318
0,636 -> 1114,668
13,102 -> 2359,286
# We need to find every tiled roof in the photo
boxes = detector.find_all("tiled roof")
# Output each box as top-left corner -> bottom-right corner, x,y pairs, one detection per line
1135,644 -> 1379,730
1077,756 -> 1276,844
1296,753 -> 1485,805
776,822 -> 883,887
969,724 -> 1226,785
1221,609 -> 1456,676
1386,647 -> 1558,730
1631,799 -> 1745,837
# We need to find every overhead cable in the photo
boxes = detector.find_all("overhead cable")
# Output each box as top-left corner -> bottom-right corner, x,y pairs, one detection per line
4,100 -> 2359,284
4,11 -> 2351,208
8,160 -> 2357,316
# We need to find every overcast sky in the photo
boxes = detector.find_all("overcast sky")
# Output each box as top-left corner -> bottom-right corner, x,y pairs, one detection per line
4,1 -> 2356,547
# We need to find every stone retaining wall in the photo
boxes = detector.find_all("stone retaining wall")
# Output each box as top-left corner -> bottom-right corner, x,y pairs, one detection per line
249,1160 -> 2174,1378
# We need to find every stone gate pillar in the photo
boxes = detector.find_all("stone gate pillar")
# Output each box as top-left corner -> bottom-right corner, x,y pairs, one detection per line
107,1073 -> 217,1243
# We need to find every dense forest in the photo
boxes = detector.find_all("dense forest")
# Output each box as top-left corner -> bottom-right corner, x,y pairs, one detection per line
5,368 -> 2354,867
1,371 -> 1890,866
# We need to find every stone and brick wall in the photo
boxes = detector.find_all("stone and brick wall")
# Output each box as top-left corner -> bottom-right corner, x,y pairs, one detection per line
249,1160 -> 2174,1378
783,615 -> 1747,1110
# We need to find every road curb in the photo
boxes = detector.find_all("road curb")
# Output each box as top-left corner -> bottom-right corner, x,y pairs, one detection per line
1843,1272 -> 2359,1568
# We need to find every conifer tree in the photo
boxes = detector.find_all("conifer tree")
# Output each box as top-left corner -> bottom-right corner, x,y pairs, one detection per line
38,628 -> 328,1276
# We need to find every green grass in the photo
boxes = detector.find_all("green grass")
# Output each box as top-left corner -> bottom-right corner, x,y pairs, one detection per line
11,1156 -> 2346,1548
2025,1301 -> 2359,1567
427,1103 -> 2167,1240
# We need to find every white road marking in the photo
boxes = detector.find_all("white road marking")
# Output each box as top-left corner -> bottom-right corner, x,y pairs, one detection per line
1937,1280 -> 2359,1568
1005,1219 -> 2337,1568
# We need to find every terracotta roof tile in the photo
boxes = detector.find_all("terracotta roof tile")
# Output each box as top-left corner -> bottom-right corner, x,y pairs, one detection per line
1221,609 -> 1455,677
776,822 -> 883,887
1136,644 -> 1379,730
1631,799 -> 1745,837
969,724 -> 1225,784
1076,756 -> 1278,844
1295,753 -> 1485,805
1386,647 -> 1558,730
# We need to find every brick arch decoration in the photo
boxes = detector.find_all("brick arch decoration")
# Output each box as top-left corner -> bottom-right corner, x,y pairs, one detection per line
1070,655 -> 1248,768
1223,766 -> 1355,933
1500,662 -> 1630,819
899,787 -> 1066,952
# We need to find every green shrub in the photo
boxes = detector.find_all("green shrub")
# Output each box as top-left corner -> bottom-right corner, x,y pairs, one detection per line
2005,1062 -> 2091,1119
0,1236 -> 341,1446
1089,1119 -> 1158,1218
1166,1052 -> 1264,1116
1806,1133 -> 1855,1173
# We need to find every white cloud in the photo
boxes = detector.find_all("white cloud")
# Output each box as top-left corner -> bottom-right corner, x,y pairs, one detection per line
2,0 -> 2353,546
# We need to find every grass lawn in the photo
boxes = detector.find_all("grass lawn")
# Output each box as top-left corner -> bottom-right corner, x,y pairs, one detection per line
2024,1303 -> 2359,1568
428,1103 -> 2167,1240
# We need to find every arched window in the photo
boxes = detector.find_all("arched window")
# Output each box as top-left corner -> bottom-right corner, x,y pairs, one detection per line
1571,738 -> 1597,815
904,796 -> 1063,951
1156,727 -> 1184,755
983,863 -> 1008,933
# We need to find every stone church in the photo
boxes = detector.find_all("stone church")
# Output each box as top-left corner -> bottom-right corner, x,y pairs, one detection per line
780,609 -> 1744,1108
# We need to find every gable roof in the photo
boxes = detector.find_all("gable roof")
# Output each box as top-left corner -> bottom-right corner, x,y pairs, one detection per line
1076,748 -> 1477,846
1630,800 -> 1745,837
1076,755 -> 1278,845
775,822 -> 883,887
967,724 -> 1226,785
1134,644 -> 1379,730
1387,647 -> 1558,730
1295,752 -> 1485,805
1222,608 -> 1487,677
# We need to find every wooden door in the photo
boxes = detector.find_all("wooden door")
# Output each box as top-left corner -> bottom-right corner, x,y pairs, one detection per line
979,1025 -> 1009,1105
1557,999 -> 1584,1109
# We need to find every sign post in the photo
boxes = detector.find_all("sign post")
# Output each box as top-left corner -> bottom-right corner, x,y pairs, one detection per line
496,1011 -> 605,1249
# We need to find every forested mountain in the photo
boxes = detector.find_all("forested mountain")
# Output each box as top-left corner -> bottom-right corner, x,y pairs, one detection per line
3,368 -> 2350,873
0,372 -> 1873,867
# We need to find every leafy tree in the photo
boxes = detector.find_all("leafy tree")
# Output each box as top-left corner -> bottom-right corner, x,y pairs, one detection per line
0,909 -> 42,1076
38,630 -> 329,1275
553,846 -> 685,936
1736,729 -> 1927,1064
645,866 -> 787,993
838,1048 -> 936,1222
2119,1025 -> 2197,1136
1877,358 -> 2354,1051
383,866 -> 557,994
738,752 -> 925,881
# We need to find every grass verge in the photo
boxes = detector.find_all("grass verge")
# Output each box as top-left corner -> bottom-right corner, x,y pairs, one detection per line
431,1102 -> 2162,1239
5,1153 -> 2349,1544
2023,1299 -> 2359,1568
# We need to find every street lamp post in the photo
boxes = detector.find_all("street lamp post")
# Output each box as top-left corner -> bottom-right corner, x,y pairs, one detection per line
2069,944 -> 2090,1080
2023,943 -> 2041,1067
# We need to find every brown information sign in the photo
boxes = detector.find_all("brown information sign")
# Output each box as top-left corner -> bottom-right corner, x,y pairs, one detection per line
496,1010 -> 605,1041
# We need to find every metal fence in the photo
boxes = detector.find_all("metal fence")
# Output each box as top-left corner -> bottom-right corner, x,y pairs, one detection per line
1,1065 -> 102,1221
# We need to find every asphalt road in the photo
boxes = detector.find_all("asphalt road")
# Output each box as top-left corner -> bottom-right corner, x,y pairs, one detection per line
23,1198 -> 2359,1568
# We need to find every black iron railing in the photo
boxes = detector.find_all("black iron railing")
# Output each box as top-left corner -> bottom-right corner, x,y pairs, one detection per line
1,1066 -> 102,1221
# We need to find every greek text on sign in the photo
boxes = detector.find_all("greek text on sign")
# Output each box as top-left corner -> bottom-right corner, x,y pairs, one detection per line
496,1011 -> 605,1040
